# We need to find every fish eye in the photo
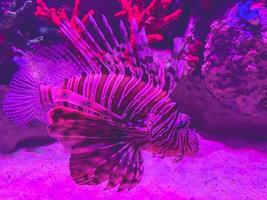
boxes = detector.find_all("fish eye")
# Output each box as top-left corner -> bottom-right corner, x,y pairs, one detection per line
177,120 -> 188,129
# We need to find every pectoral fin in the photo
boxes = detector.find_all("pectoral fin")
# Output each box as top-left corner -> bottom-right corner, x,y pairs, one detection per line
47,106 -> 149,191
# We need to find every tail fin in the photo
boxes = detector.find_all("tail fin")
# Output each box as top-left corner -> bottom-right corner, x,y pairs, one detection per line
3,68 -> 44,125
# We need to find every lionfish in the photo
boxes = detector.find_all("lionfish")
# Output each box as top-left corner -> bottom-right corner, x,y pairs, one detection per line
4,15 -> 199,191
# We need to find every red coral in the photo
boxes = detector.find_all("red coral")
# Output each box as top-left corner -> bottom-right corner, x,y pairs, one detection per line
35,0 -> 67,25
35,0 -> 94,32
186,38 -> 203,68
115,0 -> 183,44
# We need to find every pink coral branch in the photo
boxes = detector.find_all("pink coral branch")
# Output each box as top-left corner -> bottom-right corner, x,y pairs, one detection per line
71,0 -> 81,25
81,10 -> 95,25
35,0 -> 94,32
155,8 -> 183,30
115,0 -> 183,44
35,0 -> 67,25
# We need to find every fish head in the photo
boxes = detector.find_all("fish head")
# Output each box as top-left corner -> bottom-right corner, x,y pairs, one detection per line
175,113 -> 199,157
176,112 -> 191,130
149,112 -> 199,159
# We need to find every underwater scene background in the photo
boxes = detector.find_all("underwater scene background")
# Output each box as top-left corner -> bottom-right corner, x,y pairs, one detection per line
0,0 -> 267,199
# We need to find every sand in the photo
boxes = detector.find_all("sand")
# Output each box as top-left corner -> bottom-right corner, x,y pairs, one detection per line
0,136 -> 266,200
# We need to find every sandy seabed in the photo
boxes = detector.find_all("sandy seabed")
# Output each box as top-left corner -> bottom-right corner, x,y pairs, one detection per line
0,136 -> 266,200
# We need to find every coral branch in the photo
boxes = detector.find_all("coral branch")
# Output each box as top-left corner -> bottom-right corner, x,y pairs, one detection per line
35,0 -> 94,32
35,0 -> 68,25
71,0 -> 81,25
155,8 -> 183,30
115,0 -> 183,44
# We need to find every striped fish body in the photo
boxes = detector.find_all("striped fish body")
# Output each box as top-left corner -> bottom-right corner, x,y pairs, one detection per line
40,72 -> 199,160
41,72 -> 198,190
40,72 -> 174,131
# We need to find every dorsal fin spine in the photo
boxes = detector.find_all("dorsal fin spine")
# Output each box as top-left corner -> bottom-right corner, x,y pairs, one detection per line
119,20 -> 137,66
89,15 -> 113,53
61,20 -> 113,74
101,16 -> 127,74
74,17 -> 103,53
102,15 -> 119,48
60,21 -> 98,73
80,16 -> 123,74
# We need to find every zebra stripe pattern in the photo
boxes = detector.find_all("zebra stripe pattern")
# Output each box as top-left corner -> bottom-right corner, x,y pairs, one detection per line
39,73 -> 179,142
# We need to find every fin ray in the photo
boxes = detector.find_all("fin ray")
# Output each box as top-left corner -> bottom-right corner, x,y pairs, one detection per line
48,106 -> 149,191
3,68 -> 44,125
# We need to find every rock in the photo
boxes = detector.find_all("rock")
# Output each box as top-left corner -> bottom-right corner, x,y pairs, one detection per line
202,2 -> 267,119
174,2 -> 267,136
